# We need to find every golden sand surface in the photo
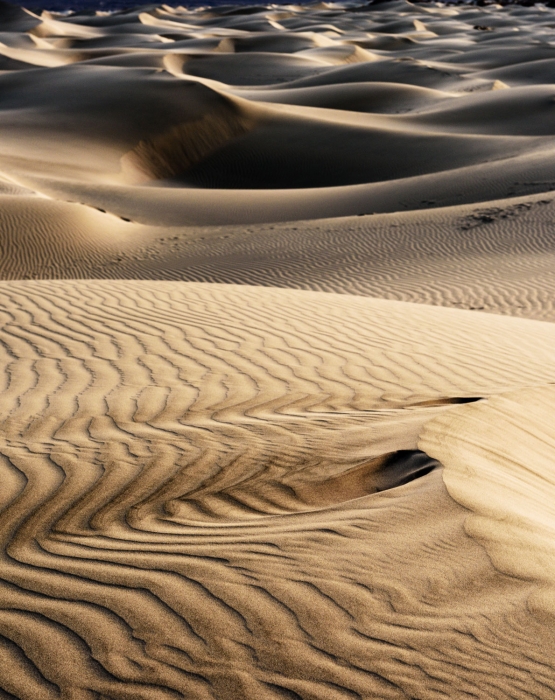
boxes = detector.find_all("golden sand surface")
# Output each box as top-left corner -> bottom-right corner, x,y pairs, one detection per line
1,0 -> 555,697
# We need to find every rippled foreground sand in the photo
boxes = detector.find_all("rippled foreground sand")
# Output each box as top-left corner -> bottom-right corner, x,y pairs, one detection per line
1,0 -> 555,697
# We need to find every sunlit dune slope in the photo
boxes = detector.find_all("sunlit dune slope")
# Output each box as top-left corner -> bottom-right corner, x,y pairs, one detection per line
1,281 -> 555,699
2,190 -> 555,322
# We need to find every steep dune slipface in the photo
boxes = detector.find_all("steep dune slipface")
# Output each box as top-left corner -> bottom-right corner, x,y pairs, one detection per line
1,0 -> 555,698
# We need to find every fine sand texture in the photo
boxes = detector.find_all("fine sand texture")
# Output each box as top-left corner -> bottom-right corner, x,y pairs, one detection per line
1,0 -> 555,698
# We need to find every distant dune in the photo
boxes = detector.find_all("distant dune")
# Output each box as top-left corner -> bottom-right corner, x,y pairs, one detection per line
1,0 -> 555,698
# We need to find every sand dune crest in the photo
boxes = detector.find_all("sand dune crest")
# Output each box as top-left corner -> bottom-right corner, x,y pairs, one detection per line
420,385 -> 555,613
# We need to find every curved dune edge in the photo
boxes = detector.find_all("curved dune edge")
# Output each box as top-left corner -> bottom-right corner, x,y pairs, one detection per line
2,281 -> 555,697
419,385 -> 555,620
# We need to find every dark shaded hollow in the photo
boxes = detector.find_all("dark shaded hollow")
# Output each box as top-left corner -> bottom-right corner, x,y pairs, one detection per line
409,396 -> 482,407
374,450 -> 442,492
291,449 -> 443,507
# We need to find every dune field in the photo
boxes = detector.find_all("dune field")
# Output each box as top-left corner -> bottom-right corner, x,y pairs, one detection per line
1,0 -> 555,697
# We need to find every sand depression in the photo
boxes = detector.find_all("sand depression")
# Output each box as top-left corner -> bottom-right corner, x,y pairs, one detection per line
1,0 -> 555,697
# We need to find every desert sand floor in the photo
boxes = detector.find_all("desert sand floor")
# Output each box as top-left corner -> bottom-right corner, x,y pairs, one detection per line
1,0 -> 555,698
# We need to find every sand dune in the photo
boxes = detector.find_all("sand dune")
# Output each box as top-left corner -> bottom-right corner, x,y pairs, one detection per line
1,0 -> 555,697
1,281 -> 555,699
1,0 -> 555,209
2,190 -> 555,322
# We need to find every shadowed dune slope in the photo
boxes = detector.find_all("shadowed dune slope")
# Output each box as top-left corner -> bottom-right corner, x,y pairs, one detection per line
2,0 -> 555,208
1,281 -> 555,699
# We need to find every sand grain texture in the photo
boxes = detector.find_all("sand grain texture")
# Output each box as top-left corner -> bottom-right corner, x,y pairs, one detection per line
1,0 -> 555,697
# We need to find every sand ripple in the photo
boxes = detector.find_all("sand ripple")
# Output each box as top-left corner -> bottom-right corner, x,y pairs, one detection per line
0,281 -> 554,697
